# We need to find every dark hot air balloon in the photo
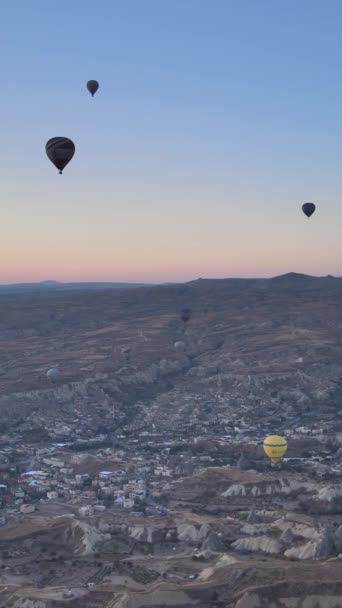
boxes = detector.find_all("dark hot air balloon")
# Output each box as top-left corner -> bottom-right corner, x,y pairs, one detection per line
87,80 -> 99,97
302,202 -> 316,218
180,308 -> 192,323
46,138 -> 75,174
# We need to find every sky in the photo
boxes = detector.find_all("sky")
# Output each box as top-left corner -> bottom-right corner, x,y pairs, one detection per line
2,0 -> 342,284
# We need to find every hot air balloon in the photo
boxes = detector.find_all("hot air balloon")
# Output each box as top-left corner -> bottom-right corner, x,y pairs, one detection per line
46,138 -> 75,174
46,367 -> 61,385
302,202 -> 316,218
87,80 -> 99,97
263,435 -> 287,465
174,341 -> 186,353
180,308 -> 192,323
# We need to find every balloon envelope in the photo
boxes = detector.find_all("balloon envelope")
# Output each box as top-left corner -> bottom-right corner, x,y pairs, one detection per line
180,308 -> 192,323
87,80 -> 99,96
46,368 -> 61,384
263,435 -> 287,464
302,202 -> 316,218
46,137 -> 75,174
174,341 -> 186,352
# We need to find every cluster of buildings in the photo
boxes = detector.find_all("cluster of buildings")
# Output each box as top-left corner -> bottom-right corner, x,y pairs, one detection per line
0,381 -> 341,524
0,427 -> 214,523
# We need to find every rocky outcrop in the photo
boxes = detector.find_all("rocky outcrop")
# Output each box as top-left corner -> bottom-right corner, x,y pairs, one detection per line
198,553 -> 239,581
279,526 -> 296,546
124,523 -> 211,546
0,356 -> 191,426
64,520 -> 111,556
334,525 -> 342,553
127,526 -> 166,544
317,487 -> 342,502
177,523 -> 210,544
222,478 -> 313,498
272,518 -> 321,541
232,535 -> 282,555
285,533 -> 335,561
246,510 -> 258,524
201,531 -> 225,552
301,486 -> 342,514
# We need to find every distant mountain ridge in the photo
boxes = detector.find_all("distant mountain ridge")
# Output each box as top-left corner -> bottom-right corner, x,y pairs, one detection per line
0,281 -> 151,294
185,272 -> 341,292
269,272 -> 339,288
1,272 -> 341,295
271,272 -> 336,280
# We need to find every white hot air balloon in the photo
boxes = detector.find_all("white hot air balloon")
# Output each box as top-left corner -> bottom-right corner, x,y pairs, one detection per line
46,367 -> 61,384
174,341 -> 186,353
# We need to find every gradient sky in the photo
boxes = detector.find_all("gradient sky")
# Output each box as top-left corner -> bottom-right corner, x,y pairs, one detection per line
2,0 -> 342,283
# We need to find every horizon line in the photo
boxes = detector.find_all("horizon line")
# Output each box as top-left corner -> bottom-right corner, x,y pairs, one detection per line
0,271 -> 340,287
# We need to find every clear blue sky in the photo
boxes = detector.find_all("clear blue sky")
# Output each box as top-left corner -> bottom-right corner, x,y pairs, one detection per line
2,0 -> 342,283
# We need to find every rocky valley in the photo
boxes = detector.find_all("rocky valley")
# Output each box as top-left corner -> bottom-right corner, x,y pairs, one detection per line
0,274 -> 342,607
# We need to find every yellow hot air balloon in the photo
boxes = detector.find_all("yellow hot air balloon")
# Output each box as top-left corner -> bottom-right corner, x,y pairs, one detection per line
263,435 -> 287,465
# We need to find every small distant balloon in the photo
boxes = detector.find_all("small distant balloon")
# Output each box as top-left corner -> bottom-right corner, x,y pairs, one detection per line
174,341 -> 186,353
180,308 -> 192,323
302,202 -> 316,218
263,435 -> 287,465
45,138 -> 75,174
46,368 -> 61,385
87,80 -> 99,97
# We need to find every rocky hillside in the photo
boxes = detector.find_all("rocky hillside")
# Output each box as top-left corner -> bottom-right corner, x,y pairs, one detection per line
1,275 -> 342,607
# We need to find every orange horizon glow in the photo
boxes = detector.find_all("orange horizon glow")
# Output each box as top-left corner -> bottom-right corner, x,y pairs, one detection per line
3,194 -> 342,285
2,2 -> 342,287
3,233 -> 342,283
2,260 -> 342,285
